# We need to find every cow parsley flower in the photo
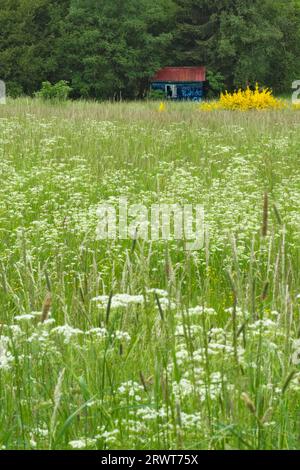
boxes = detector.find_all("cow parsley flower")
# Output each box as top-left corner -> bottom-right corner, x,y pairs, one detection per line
113,330 -> 131,342
69,438 -> 96,449
15,314 -> 35,322
51,325 -> 84,344
0,336 -> 13,371
146,288 -> 169,297
86,327 -> 108,338
93,294 -> 144,309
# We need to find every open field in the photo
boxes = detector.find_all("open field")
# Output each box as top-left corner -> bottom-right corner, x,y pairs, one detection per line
0,99 -> 300,450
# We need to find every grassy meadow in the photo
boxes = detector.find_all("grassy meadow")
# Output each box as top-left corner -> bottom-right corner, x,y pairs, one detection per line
0,98 -> 300,450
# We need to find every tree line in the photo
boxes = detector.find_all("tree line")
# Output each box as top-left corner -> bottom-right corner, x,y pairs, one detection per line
1,0 -> 300,99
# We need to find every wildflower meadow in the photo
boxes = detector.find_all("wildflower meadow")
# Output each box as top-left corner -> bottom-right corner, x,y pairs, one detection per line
0,98 -> 300,451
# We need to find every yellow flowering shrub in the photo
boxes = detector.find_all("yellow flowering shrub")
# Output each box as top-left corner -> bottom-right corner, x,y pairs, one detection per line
198,101 -> 223,112
200,84 -> 285,111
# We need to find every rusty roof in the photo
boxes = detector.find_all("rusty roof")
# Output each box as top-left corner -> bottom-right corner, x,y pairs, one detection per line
152,67 -> 206,82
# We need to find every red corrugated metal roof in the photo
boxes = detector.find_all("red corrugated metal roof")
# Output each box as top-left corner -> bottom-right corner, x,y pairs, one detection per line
152,67 -> 206,82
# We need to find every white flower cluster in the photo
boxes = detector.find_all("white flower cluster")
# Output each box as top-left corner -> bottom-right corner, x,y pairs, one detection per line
51,325 -> 84,344
93,294 -> 144,309
0,336 -> 14,371
292,339 -> 300,366
117,380 -> 144,402
186,306 -> 217,317
69,438 -> 97,449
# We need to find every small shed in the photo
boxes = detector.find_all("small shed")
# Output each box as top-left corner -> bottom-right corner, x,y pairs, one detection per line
150,66 -> 206,101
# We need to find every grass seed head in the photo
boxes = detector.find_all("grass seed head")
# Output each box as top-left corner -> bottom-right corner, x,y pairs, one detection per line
41,292 -> 52,323
241,392 -> 256,415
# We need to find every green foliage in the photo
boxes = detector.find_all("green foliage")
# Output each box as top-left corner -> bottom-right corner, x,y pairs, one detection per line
6,81 -> 24,98
36,81 -> 72,102
172,0 -> 300,93
0,0 -> 300,97
0,0 -> 70,95
206,70 -> 225,97
57,0 -> 175,99
147,89 -> 165,100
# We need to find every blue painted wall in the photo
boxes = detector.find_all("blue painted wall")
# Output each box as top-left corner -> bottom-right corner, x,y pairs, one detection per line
151,81 -> 204,101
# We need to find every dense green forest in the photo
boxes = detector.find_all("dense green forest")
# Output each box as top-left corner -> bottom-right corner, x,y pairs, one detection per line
1,0 -> 300,99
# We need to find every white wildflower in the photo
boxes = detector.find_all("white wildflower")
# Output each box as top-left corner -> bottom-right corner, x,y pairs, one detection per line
15,314 -> 35,322
180,306 -> 217,317
97,429 -> 119,444
113,330 -> 131,342
51,325 -> 84,344
93,294 -> 144,309
0,336 -> 13,371
69,438 -> 96,449
29,438 -> 37,448
86,327 -> 108,338
117,381 -> 144,398
147,288 -> 169,297
155,297 -> 177,311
